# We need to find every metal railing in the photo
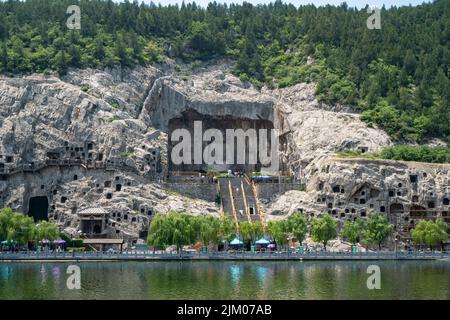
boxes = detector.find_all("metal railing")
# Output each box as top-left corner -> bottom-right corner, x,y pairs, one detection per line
1,250 -> 449,261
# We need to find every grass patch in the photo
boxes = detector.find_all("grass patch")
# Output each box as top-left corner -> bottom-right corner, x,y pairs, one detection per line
336,146 -> 450,164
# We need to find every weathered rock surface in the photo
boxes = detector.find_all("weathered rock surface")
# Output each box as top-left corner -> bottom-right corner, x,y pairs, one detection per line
0,63 -> 448,248
264,157 -> 450,248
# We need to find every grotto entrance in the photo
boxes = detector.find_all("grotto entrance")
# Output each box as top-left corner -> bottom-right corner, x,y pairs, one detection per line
77,207 -> 108,237
28,196 -> 49,221
389,203 -> 404,225
168,109 -> 278,174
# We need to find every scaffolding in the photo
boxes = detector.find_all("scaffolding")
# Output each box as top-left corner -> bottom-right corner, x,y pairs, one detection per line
228,180 -> 239,232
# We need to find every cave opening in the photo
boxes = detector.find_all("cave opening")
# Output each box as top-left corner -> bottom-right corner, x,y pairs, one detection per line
168,109 -> 280,174
139,230 -> 148,239
28,196 -> 49,221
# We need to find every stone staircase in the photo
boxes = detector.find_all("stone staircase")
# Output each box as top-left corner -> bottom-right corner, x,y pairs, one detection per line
218,177 -> 261,225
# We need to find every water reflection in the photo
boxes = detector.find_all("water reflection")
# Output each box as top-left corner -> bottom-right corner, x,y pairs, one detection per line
0,261 -> 449,300
229,264 -> 242,286
255,266 -> 268,285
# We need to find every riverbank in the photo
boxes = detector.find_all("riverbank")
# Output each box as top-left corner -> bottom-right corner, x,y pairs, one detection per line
1,251 -> 449,262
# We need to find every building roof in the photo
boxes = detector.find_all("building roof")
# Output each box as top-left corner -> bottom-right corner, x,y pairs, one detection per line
78,207 -> 108,215
82,239 -> 124,245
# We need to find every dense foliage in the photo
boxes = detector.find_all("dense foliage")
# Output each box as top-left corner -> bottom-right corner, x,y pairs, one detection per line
340,218 -> 365,245
337,145 -> 450,164
147,211 -> 308,249
148,211 -> 436,251
411,219 -> 448,250
266,211 -> 308,246
310,213 -> 337,250
363,213 -> 394,250
0,0 -> 448,142
0,208 -> 59,245
379,145 -> 450,163
147,212 -> 236,249
311,212 -> 395,250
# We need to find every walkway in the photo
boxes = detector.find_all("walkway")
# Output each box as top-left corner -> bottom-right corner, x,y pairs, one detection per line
1,251 -> 449,261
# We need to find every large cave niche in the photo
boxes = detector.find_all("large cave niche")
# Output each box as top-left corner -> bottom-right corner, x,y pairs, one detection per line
28,196 -> 49,221
168,109 -> 280,174
389,203 -> 404,224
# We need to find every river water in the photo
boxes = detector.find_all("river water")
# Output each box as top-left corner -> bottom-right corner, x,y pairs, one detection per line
0,260 -> 449,299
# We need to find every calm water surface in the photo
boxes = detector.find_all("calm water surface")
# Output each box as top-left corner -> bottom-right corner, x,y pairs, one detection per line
0,260 -> 449,300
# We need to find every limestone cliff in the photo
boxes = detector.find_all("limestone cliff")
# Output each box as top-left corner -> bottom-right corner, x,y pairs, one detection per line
0,63 -> 448,248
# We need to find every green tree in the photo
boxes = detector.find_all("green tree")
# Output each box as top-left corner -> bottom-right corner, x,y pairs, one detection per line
0,208 -> 58,246
411,219 -> 448,251
115,32 -> 132,67
341,218 -> 365,244
147,213 -> 169,248
147,212 -> 194,250
411,219 -> 427,249
33,220 -> 59,242
364,213 -> 394,250
310,213 -> 337,251
287,211 -> 308,244
1,42 -> 7,73
239,221 -> 264,244
54,49 -> 67,76
185,21 -> 224,60
198,215 -> 219,248
218,215 -> 235,242
168,213 -> 195,251
267,219 -> 289,248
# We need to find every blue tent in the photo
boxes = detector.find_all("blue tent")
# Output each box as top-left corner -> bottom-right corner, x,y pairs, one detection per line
255,238 -> 270,245
229,238 -> 244,246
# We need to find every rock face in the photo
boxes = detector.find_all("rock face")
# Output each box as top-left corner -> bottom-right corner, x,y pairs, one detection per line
0,66 -> 220,246
0,63 -> 448,248
140,66 -> 275,131
264,158 -> 449,226
268,82 -> 391,169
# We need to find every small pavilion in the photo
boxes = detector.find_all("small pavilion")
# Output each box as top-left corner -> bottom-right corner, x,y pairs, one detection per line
78,207 -> 108,236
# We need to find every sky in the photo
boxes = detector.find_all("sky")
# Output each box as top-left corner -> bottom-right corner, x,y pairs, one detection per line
139,0 -> 432,8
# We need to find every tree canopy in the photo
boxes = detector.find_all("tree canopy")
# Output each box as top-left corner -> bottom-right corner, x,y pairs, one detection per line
286,211 -> 308,243
0,208 -> 59,245
411,219 -> 448,250
310,213 -> 337,250
340,218 -> 365,245
363,213 -> 394,250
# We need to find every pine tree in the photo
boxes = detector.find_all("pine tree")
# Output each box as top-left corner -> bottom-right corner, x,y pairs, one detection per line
1,42 -> 8,73
55,49 -> 67,76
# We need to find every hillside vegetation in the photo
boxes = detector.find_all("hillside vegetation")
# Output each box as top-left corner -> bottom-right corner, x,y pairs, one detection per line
0,0 -> 449,142
336,145 -> 450,164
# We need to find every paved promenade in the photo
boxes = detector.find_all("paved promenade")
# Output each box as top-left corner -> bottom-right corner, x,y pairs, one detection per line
1,251 -> 449,261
